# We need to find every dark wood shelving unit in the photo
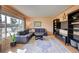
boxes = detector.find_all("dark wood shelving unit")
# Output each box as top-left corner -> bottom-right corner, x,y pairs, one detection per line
68,9 -> 79,49
53,19 -> 60,35
53,9 -> 79,50
53,19 -> 68,45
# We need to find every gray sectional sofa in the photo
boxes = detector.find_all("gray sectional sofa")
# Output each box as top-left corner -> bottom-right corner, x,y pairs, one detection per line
15,28 -> 48,44
15,29 -> 33,44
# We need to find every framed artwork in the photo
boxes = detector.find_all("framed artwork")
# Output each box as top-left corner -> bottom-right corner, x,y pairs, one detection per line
34,21 -> 41,27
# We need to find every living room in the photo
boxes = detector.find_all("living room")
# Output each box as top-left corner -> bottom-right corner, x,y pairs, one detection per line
0,5 -> 79,53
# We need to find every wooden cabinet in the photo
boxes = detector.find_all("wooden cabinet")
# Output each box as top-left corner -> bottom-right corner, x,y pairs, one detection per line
0,40 -> 6,52
0,38 -> 10,53
5,38 -> 10,51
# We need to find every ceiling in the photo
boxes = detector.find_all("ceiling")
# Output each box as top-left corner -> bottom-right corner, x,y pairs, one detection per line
11,5 -> 69,17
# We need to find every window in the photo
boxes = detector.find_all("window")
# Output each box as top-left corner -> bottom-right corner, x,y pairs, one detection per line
0,14 -> 24,40
0,14 -> 6,39
6,16 -> 15,36
6,16 -> 24,37
19,19 -> 24,31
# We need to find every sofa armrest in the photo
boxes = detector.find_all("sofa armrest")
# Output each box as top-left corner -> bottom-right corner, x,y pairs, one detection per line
15,32 -> 33,44
15,35 -> 29,44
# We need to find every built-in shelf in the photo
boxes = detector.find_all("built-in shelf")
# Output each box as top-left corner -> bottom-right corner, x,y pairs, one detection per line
53,19 -> 60,35
74,28 -> 79,29
73,31 -> 79,36
71,22 -> 79,25
53,19 -> 69,45
59,29 -> 68,36
68,9 -> 79,49
72,19 -> 79,22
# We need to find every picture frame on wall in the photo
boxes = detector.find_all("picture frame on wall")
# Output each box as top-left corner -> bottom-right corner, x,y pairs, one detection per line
34,21 -> 41,27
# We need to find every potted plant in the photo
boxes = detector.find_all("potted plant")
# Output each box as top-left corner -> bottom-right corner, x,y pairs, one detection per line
10,33 -> 16,47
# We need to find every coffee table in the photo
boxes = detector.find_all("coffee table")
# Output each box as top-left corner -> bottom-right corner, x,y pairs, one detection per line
34,33 -> 44,40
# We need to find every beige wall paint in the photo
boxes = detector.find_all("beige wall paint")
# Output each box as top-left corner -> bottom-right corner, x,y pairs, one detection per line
26,5 -> 79,35
52,5 -> 79,22
26,17 -> 53,34
51,5 -> 79,34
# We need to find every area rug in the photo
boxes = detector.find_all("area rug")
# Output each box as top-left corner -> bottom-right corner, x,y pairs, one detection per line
22,36 -> 70,53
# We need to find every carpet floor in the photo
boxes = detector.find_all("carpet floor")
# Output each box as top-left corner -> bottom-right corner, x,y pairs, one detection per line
22,36 -> 70,53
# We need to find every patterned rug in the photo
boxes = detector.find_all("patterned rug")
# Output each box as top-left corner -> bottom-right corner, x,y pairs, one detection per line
22,36 -> 70,53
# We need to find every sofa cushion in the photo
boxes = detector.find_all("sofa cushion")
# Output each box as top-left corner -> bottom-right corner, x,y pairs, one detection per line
35,28 -> 47,36
16,32 -> 33,44
40,29 -> 45,32
24,29 -> 29,34
18,31 -> 26,35
35,28 -> 45,32
18,29 -> 29,35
